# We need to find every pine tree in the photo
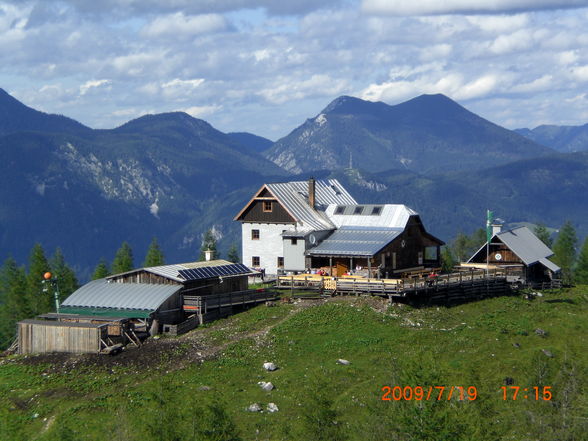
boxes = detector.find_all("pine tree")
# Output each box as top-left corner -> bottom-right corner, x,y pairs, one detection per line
534,223 -> 553,248
92,258 -> 110,280
552,221 -> 578,285
143,237 -> 165,267
0,258 -> 28,349
49,248 -> 79,301
227,243 -> 240,263
112,242 -> 134,274
470,228 -> 487,251
440,246 -> 455,273
452,233 -> 470,263
26,243 -> 51,315
574,237 -> 588,284
199,229 -> 219,261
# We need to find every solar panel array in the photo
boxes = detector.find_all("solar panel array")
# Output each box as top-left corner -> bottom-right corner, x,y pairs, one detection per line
178,263 -> 252,281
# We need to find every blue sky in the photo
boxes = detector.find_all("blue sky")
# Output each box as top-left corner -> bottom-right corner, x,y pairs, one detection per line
1,0 -> 588,139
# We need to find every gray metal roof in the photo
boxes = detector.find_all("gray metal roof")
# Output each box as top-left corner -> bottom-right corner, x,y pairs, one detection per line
468,226 -> 560,272
539,257 -> 560,273
108,259 -> 254,283
306,226 -> 402,257
325,204 -> 417,229
497,227 -> 558,267
62,279 -> 182,312
267,179 -> 356,231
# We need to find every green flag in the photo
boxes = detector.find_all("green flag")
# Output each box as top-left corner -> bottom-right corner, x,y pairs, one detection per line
486,210 -> 494,243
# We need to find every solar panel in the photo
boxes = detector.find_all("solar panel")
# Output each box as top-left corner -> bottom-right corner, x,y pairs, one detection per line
178,263 -> 251,281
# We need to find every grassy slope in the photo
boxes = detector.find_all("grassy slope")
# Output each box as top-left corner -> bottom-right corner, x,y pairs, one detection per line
1,287 -> 587,441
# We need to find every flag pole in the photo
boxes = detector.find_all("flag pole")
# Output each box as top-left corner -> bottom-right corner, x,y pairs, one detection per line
486,210 -> 493,275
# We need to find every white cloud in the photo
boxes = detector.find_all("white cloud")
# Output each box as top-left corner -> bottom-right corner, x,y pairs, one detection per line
183,105 -> 222,118
79,79 -> 111,95
162,78 -> 205,90
2,0 -> 588,139
142,12 -> 227,38
258,74 -> 349,104
466,14 -> 529,32
571,65 -> 588,81
362,0 -> 588,16
488,29 -> 533,54
511,75 -> 553,93
360,72 -> 499,103
110,50 -> 171,77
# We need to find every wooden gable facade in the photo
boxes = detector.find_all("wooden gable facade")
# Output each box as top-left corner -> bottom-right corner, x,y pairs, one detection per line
468,234 -> 556,284
380,216 -> 443,273
234,186 -> 296,224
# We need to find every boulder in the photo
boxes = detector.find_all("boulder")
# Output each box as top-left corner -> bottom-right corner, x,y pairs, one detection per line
336,359 -> 351,365
258,381 -> 275,391
247,403 -> 262,412
542,349 -> 554,358
267,403 -> 279,413
263,362 -> 278,371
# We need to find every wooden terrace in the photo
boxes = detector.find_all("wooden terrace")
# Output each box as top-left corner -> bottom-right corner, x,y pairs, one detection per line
276,267 -> 525,304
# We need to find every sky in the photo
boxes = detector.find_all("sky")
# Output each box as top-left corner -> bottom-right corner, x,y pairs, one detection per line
1,0 -> 588,140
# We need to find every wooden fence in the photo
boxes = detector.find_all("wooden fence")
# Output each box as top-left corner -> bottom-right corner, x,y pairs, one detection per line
276,268 -> 521,305
277,268 -> 514,295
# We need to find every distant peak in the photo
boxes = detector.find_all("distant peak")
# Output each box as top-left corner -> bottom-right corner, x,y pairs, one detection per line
321,95 -> 388,115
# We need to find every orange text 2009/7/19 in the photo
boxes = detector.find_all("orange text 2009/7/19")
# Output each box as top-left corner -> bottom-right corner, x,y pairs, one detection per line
381,386 -> 478,401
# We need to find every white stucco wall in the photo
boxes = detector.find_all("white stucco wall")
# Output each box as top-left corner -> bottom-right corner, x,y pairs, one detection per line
242,223 -> 293,275
283,237 -> 306,271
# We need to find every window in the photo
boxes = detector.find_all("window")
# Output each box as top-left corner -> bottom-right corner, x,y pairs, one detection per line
425,246 -> 438,261
252,256 -> 260,266
371,206 -> 382,215
263,201 -> 272,212
291,238 -> 298,245
277,257 -> 284,267
251,229 -> 260,240
335,205 -> 345,214
353,206 -> 364,215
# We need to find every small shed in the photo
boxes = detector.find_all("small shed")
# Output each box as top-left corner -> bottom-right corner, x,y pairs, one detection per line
18,319 -> 107,354
60,279 -> 184,323
60,260 -> 255,328
468,226 -> 560,284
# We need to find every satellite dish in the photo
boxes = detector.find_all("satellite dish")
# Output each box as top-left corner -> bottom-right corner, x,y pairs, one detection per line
494,253 -> 502,261
309,234 -> 317,245
401,240 -> 406,248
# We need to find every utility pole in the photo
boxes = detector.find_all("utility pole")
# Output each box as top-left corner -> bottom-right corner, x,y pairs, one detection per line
42,272 -> 61,317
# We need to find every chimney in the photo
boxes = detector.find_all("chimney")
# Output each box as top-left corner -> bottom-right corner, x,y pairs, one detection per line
308,177 -> 316,209
204,249 -> 213,261
491,223 -> 502,236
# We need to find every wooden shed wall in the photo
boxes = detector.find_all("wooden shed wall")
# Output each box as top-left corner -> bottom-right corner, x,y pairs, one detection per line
18,322 -> 105,354
183,275 -> 248,296
108,271 -> 180,285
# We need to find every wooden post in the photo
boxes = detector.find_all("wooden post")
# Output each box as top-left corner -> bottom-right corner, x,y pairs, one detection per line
329,257 -> 333,277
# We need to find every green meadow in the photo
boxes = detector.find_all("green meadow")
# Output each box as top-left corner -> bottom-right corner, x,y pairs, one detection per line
1,287 -> 586,441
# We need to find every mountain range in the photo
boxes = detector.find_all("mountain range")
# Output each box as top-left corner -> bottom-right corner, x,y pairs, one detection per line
264,94 -> 553,174
515,124 -> 588,153
0,88 -> 586,278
